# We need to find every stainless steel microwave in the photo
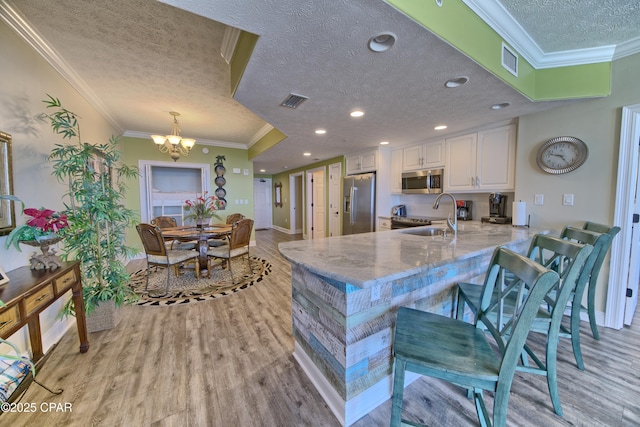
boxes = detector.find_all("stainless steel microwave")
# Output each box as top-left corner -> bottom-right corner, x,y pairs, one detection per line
401,169 -> 443,194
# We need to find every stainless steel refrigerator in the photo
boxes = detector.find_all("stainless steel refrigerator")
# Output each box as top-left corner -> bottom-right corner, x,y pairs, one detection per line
343,172 -> 376,235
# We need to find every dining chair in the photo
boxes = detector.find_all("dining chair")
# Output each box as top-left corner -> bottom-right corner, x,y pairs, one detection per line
151,216 -> 197,250
555,226 -> 609,370
136,223 -> 200,296
225,213 -> 245,224
207,213 -> 245,248
206,218 -> 253,283
456,234 -> 592,416
391,246 -> 560,427
581,221 -> 621,340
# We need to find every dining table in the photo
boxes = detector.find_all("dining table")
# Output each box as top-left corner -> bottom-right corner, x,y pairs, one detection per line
161,224 -> 232,273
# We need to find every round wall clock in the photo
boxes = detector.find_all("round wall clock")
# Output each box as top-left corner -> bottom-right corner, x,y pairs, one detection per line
536,136 -> 588,174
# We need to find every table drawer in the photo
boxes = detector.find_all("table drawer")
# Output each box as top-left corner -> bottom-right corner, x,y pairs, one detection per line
0,305 -> 21,335
25,284 -> 54,315
54,269 -> 77,294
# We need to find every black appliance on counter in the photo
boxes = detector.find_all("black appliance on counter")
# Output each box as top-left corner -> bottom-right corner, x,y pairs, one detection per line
481,192 -> 511,224
456,200 -> 472,221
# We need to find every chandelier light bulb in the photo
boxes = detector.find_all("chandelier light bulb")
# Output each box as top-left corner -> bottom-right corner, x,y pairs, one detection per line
150,111 -> 197,161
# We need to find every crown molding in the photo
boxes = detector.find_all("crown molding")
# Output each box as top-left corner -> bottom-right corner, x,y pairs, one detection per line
220,25 -> 241,64
614,35 -> 640,60
247,123 -> 275,148
0,0 -> 122,133
123,130 -> 248,150
462,0 -> 625,69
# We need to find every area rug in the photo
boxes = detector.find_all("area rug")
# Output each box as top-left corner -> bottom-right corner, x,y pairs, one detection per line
128,256 -> 271,306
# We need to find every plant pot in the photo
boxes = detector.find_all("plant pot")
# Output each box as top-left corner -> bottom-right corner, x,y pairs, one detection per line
86,300 -> 123,332
196,218 -> 210,229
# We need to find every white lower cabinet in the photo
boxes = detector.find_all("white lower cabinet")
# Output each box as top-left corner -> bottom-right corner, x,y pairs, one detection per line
378,217 -> 391,231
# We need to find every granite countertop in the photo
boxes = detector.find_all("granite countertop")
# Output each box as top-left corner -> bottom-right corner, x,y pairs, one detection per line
278,221 -> 550,288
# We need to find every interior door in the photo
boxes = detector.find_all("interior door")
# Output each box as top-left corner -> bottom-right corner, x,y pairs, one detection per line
328,163 -> 342,237
312,170 -> 325,238
624,138 -> 640,324
253,178 -> 272,230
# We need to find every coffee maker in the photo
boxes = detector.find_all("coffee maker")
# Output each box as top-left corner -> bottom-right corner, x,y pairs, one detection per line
456,200 -> 472,221
482,193 -> 511,224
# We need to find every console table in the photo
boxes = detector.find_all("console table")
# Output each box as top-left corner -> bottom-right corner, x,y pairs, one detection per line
0,261 -> 89,362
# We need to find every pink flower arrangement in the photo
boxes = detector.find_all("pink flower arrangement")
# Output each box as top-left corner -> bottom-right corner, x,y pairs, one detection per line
184,192 -> 224,222
24,207 -> 69,232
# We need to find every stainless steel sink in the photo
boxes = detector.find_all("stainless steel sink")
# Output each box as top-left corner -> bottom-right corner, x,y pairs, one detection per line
401,227 -> 446,237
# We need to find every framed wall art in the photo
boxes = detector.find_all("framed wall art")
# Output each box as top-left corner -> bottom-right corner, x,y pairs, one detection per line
274,182 -> 282,207
0,131 -> 16,236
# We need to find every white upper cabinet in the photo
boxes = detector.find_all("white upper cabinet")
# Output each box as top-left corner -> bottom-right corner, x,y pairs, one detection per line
346,150 -> 377,175
402,139 -> 445,171
444,124 -> 516,192
445,133 -> 478,191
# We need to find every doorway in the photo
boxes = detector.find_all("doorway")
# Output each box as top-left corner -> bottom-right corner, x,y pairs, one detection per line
306,167 -> 325,239
328,162 -> 342,237
607,103 -> 640,328
253,178 -> 272,230
289,172 -> 303,234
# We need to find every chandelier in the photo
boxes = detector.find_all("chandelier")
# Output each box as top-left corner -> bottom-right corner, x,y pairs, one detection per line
150,111 -> 196,161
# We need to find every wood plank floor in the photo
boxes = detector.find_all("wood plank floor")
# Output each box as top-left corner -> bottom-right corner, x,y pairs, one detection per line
3,228 -> 639,426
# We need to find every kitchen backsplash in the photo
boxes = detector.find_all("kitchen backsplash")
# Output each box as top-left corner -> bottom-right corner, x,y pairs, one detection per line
388,192 -> 515,219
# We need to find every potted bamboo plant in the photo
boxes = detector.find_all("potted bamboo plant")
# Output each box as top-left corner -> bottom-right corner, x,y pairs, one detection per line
42,95 -> 139,330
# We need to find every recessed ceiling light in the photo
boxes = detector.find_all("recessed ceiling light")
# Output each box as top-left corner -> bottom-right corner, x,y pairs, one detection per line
259,169 -> 266,173
380,141 -> 390,145
303,152 -> 311,156
444,77 -> 469,88
315,129 -> 327,134
350,110 -> 365,118
491,102 -> 511,110
368,32 -> 396,52
434,125 -> 447,130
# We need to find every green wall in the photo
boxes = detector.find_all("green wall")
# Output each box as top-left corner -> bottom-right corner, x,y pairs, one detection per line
270,156 -> 344,233
120,137 -> 255,252
387,0 -> 611,100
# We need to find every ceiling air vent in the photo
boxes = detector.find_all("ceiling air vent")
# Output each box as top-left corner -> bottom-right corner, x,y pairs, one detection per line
281,93 -> 308,109
501,42 -> 518,77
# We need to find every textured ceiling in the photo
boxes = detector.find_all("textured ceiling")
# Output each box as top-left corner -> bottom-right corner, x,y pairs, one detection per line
499,0 -> 640,52
4,0 -> 640,173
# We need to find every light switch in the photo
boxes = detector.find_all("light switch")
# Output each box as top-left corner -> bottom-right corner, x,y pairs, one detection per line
563,194 -> 574,206
534,194 -> 544,205
243,169 -> 249,176
233,168 -> 241,174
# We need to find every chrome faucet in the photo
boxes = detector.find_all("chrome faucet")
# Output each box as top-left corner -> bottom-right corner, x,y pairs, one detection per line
433,192 -> 457,237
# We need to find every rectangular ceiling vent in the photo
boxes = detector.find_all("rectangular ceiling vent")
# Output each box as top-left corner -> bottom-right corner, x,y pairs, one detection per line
281,93 -> 308,109
501,42 -> 518,77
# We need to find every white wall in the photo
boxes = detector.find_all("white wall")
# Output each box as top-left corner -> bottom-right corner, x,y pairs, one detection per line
0,21 -> 121,354
515,52 -> 640,313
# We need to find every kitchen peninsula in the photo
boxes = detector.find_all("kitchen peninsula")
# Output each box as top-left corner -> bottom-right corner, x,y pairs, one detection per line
278,222 -> 546,426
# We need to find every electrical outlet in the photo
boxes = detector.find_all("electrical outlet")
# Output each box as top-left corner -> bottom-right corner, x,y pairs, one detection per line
534,194 -> 544,205
563,194 -> 574,206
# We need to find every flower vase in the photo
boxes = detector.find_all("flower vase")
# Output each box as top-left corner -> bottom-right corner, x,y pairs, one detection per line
196,218 -> 209,229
